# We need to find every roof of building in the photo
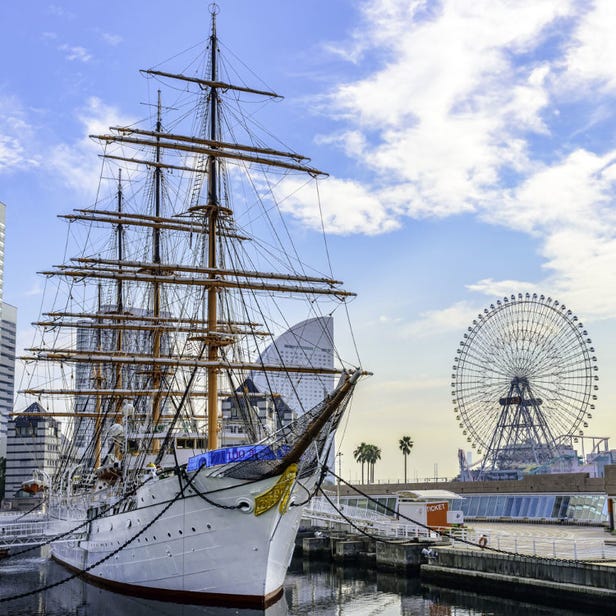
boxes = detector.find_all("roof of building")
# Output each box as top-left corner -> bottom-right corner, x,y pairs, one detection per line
397,489 -> 464,501
13,402 -> 51,426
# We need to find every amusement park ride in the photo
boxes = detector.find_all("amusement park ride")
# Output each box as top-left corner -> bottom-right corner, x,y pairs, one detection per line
451,293 -> 609,481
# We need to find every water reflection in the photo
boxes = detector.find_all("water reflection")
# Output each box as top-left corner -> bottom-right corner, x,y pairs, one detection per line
0,552 -> 594,616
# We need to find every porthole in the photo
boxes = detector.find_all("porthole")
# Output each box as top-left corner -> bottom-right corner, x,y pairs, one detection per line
236,498 -> 254,513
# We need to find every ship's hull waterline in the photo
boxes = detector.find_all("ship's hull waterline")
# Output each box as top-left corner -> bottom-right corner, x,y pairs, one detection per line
51,467 -> 306,608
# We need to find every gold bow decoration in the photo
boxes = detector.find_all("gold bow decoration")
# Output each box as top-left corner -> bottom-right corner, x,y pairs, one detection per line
254,464 -> 298,516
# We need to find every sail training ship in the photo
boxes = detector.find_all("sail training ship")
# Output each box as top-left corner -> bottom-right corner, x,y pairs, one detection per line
17,7 -> 363,608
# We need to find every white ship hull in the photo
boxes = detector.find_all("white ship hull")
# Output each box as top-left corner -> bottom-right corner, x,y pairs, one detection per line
51,467 -> 308,607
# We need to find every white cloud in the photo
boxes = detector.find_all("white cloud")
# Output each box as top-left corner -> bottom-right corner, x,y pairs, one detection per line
48,5 -> 75,19
485,149 -> 616,234
314,0 -> 616,318
58,43 -> 91,63
401,301 -> 480,338
320,0 -> 577,223
101,32 -> 123,46
466,278 -> 542,298
563,0 -> 616,92
24,280 -> 44,297
0,96 -> 39,172
277,176 -> 399,235
49,97 -> 134,194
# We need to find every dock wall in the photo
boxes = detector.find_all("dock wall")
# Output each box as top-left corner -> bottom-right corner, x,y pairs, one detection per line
422,548 -> 616,608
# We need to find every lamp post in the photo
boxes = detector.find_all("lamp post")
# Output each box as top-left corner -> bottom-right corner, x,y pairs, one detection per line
336,451 -> 343,505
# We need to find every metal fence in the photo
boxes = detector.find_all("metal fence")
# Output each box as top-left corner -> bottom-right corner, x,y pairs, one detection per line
0,515 -> 85,549
449,527 -> 616,561
303,498 -> 616,561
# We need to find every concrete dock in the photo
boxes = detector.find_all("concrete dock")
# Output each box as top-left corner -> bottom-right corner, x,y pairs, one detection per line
298,522 -> 616,609
422,547 -> 616,609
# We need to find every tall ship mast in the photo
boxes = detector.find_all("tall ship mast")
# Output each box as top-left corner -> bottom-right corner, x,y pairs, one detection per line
14,5 -> 365,607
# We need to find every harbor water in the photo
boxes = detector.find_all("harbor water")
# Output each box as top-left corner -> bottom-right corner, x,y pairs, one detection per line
0,551 -> 594,615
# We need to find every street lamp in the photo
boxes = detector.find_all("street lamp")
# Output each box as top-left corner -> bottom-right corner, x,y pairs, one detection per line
336,451 -> 343,505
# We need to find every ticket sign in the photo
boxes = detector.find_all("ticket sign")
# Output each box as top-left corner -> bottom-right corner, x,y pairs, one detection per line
426,501 -> 449,527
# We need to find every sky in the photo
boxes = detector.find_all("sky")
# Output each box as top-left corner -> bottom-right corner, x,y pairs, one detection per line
2,0 -> 616,482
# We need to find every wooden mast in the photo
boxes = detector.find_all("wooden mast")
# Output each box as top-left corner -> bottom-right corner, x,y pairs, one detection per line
93,283 -> 104,467
151,90 -> 163,453
114,170 -> 125,419
206,9 -> 220,450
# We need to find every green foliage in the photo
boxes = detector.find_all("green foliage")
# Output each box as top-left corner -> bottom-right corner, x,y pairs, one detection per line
353,442 -> 381,483
398,435 -> 414,483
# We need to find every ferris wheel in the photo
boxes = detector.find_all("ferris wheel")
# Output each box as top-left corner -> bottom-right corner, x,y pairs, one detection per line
451,293 -> 598,470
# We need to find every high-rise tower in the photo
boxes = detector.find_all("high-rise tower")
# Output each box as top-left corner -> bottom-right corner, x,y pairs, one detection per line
0,303 -> 17,457
251,316 -> 335,415
0,203 -> 17,458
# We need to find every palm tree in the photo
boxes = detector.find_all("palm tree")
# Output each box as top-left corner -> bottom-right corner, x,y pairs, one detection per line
399,435 -> 414,483
353,442 -> 368,484
364,444 -> 382,483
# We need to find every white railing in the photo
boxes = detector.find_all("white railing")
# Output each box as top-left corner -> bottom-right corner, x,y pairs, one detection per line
449,527 -> 616,561
302,499 -> 616,560
303,497 -> 443,540
0,517 -> 86,548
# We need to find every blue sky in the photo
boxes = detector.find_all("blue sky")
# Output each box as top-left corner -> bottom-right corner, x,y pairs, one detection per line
2,1 -> 616,481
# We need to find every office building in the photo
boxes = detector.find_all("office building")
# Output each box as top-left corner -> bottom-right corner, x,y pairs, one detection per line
3,402 -> 62,500
0,303 -> 16,458
251,316 -> 336,469
0,203 -> 17,459
221,378 -> 295,446
251,316 -> 335,414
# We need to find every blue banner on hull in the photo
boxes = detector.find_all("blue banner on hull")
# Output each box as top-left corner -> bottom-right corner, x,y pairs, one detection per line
187,444 -> 290,472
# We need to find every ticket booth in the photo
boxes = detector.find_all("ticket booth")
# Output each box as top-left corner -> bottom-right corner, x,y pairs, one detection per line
396,490 -> 464,528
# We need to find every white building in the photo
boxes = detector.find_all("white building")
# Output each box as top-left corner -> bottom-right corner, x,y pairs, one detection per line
251,316 -> 336,469
251,316 -> 335,415
0,202 -> 17,459
0,302 -> 16,458
221,378 -> 295,446
3,402 -> 63,501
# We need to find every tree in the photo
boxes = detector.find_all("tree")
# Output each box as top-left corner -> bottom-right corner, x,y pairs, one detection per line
399,435 -> 414,483
354,442 -> 383,483
364,444 -> 381,483
353,442 -> 368,484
